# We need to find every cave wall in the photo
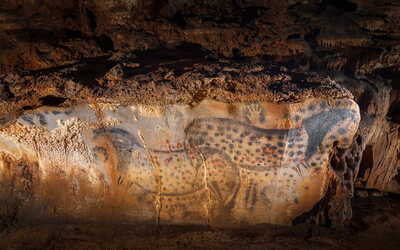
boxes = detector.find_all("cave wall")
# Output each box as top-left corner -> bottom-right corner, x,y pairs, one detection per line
0,0 -> 400,226
0,98 -> 360,226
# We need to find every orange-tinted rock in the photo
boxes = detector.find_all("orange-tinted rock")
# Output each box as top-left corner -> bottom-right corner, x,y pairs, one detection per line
0,98 -> 360,225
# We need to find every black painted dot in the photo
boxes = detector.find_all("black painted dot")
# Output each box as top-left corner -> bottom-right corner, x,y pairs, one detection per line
297,151 -> 303,155
207,125 -> 213,129
278,135 -> 285,140
277,142 -> 285,147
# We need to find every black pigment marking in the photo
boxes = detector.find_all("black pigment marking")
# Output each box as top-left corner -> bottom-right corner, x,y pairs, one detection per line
21,115 -> 34,125
94,146 -> 109,160
37,113 -> 47,126
94,127 -> 186,153
186,118 -> 289,136
302,109 -> 356,160
94,127 -> 142,150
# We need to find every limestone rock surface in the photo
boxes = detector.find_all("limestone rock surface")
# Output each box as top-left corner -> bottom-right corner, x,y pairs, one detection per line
0,96 -> 360,225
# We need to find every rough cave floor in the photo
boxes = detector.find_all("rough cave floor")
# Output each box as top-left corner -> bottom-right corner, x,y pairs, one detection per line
1,194 -> 400,250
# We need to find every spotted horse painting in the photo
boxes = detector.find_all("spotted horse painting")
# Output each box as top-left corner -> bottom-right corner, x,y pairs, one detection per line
0,98 -> 360,226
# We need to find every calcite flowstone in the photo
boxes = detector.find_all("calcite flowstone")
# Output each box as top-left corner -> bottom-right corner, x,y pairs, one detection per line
0,97 -> 360,225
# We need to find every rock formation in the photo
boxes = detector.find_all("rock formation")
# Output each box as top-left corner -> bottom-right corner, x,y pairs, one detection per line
0,0 -> 399,235
0,53 -> 360,226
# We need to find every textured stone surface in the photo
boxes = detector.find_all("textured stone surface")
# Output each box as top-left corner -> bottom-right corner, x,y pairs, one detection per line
0,97 -> 359,225
0,0 -> 399,231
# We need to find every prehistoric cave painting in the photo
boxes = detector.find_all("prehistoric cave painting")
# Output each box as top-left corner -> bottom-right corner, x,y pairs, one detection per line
241,103 -> 267,126
0,98 -> 360,225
